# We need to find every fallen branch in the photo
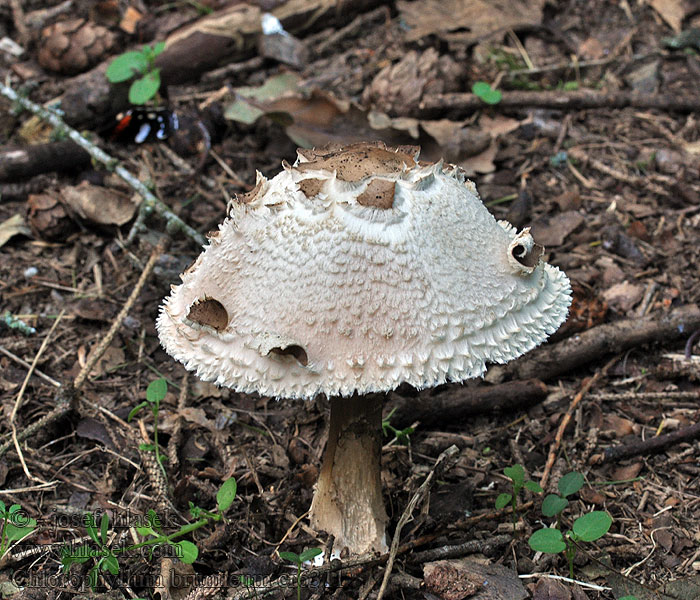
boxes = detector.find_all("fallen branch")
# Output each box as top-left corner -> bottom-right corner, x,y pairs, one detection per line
416,90 -> 700,118
389,379 -> 548,429
0,83 -> 206,247
487,305 -> 700,384
600,421 -> 700,464
0,141 -> 91,181
409,534 -> 511,564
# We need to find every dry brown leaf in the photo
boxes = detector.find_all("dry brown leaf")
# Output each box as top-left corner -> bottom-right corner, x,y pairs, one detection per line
479,114 -> 524,137
530,211 -> 584,247
602,280 -> 645,312
533,578 -> 572,600
610,462 -> 643,481
61,182 -> 137,226
460,141 -> 498,175
649,0 -> 686,33
424,559 -> 527,600
0,214 -> 31,249
602,414 -> 637,437
398,0 -> 544,42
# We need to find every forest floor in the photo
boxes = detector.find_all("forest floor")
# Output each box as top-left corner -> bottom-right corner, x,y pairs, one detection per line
0,1 -> 699,599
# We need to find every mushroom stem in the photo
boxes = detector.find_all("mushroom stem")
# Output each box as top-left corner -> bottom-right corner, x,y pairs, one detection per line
309,393 -> 388,555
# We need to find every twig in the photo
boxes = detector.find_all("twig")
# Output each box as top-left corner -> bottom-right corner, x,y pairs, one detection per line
0,83 -> 205,247
10,311 -> 65,483
416,90 -> 700,118
504,52 -> 657,80
9,0 -> 29,45
409,535 -> 511,564
73,239 -> 168,391
0,344 -> 61,387
540,356 -> 618,489
376,445 -> 459,600
0,390 -> 73,459
568,147 -> 670,196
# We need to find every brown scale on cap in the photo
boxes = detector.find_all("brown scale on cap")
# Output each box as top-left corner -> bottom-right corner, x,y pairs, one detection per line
297,178 -> 324,199
186,298 -> 229,331
356,179 -> 397,209
296,143 -> 417,183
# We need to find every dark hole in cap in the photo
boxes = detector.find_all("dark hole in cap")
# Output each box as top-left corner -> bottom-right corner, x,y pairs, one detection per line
187,298 -> 229,331
269,345 -> 308,366
512,242 -> 544,268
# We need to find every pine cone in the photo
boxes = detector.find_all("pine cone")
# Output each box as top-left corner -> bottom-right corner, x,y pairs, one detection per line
38,19 -> 116,75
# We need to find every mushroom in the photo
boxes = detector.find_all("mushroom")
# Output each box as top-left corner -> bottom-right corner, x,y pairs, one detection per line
157,142 -> 572,555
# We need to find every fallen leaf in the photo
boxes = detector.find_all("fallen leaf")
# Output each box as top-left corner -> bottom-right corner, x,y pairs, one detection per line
225,71 -> 302,124
654,528 -> 674,552
362,48 -> 462,115
530,211 -> 584,246
578,37 -> 605,59
61,182 -> 137,226
602,280 -> 645,312
479,114 -> 523,137
533,578 -> 571,600
424,559 -> 527,600
649,0 -> 685,33
0,214 -> 31,249
610,462 -> 643,481
459,141 -> 498,175
398,0 -> 544,43
602,414 -> 637,437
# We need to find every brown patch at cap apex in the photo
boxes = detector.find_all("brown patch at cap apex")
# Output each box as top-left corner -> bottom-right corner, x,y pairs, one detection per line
357,179 -> 396,209
298,178 -> 325,199
186,298 -> 229,332
295,142 -> 420,182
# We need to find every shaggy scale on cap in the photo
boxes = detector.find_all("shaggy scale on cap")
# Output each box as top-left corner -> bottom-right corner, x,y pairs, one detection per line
157,143 -> 571,399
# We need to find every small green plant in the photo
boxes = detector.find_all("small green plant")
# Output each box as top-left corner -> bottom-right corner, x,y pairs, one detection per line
105,42 -> 165,105
129,378 -> 168,481
239,575 -> 260,599
0,501 -> 37,558
528,472 -> 612,578
279,548 -> 323,600
471,81 -> 502,105
382,408 -> 414,445
495,464 -> 543,528
61,478 -> 236,590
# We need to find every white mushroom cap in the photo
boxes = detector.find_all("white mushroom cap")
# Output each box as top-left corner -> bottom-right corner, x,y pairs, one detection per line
157,143 -> 571,399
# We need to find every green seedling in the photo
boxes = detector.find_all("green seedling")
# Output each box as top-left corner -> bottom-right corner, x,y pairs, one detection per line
61,478 -> 236,590
279,548 -> 323,600
0,501 -> 37,559
495,464 -> 543,530
472,81 -> 502,105
105,43 -> 165,105
239,575 -> 260,599
528,471 -> 612,578
382,407 -> 414,445
129,378 -> 168,481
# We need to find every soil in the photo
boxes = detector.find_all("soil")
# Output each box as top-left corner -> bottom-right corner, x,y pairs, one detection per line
1,1 -> 699,600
